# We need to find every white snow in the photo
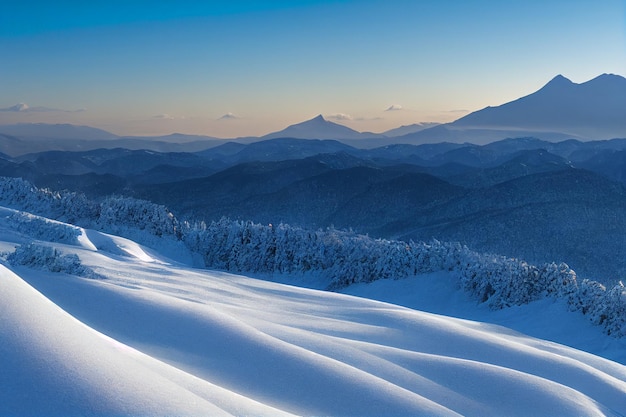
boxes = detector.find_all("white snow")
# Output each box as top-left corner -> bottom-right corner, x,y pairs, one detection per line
341,272 -> 626,365
1,208 -> 626,416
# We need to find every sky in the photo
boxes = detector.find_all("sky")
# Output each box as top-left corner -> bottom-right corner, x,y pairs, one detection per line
1,0 -> 625,138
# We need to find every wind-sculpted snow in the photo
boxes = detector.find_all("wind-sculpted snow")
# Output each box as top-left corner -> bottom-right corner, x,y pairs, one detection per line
2,231 -> 626,416
0,265 -> 293,417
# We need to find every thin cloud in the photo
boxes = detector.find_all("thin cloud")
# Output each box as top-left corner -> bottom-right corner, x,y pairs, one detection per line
0,102 -> 83,113
0,103 -> 29,112
326,113 -> 352,121
153,113 -> 187,120
385,104 -> 403,111
153,113 -> 175,120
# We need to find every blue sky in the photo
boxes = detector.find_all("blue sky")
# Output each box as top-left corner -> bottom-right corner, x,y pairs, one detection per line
1,0 -> 624,137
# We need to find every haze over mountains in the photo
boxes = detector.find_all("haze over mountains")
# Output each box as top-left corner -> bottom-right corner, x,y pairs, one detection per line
261,114 -> 384,140
1,73 -> 624,155
2,133 -> 626,285
451,73 -> 626,138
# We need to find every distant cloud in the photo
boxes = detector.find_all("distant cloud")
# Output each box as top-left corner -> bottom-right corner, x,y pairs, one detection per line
153,113 -> 187,120
218,112 -> 240,120
448,109 -> 469,113
354,116 -> 384,121
153,113 -> 175,120
0,102 -> 84,113
385,104 -> 403,111
0,103 -> 29,112
326,113 -> 352,121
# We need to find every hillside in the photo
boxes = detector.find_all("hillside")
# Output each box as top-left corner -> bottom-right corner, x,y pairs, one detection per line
4,136 -> 626,285
1,204 -> 625,416
130,159 -> 626,284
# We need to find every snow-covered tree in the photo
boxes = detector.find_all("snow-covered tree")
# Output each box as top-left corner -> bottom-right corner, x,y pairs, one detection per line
0,176 -> 624,337
7,243 -> 101,279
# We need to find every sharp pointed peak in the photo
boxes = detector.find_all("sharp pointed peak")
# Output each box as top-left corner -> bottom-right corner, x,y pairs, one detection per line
262,113 -> 368,139
544,74 -> 574,87
551,74 -> 571,81
543,73 -> 626,89
293,114 -> 329,126
310,114 -> 326,122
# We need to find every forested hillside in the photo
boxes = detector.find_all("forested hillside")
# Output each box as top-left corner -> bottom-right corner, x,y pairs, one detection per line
1,177 -> 624,337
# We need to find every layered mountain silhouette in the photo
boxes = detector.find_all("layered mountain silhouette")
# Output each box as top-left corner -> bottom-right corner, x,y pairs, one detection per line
1,74 -> 625,153
452,74 -> 626,138
397,74 -> 626,144
3,134 -> 626,283
0,123 -> 118,140
382,122 -> 440,137
1,73 -> 626,300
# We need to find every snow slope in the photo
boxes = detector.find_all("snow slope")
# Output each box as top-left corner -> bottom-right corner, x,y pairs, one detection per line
1,208 -> 626,416
342,272 -> 626,365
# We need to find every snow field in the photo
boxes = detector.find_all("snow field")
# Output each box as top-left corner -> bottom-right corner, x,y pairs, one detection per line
1,206 -> 626,415
0,265 -> 293,416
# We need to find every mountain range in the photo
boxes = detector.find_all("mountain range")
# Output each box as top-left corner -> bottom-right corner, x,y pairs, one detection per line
1,73 -> 626,282
382,122 -> 441,137
451,73 -> 626,138
2,73 -> 626,416
259,73 -> 626,144
0,73 -> 624,155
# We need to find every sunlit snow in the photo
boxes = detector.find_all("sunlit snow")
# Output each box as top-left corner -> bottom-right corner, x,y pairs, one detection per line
1,207 -> 625,416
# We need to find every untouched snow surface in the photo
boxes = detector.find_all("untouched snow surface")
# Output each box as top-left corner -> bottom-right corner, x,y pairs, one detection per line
341,273 -> 626,366
1,208 -> 626,416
